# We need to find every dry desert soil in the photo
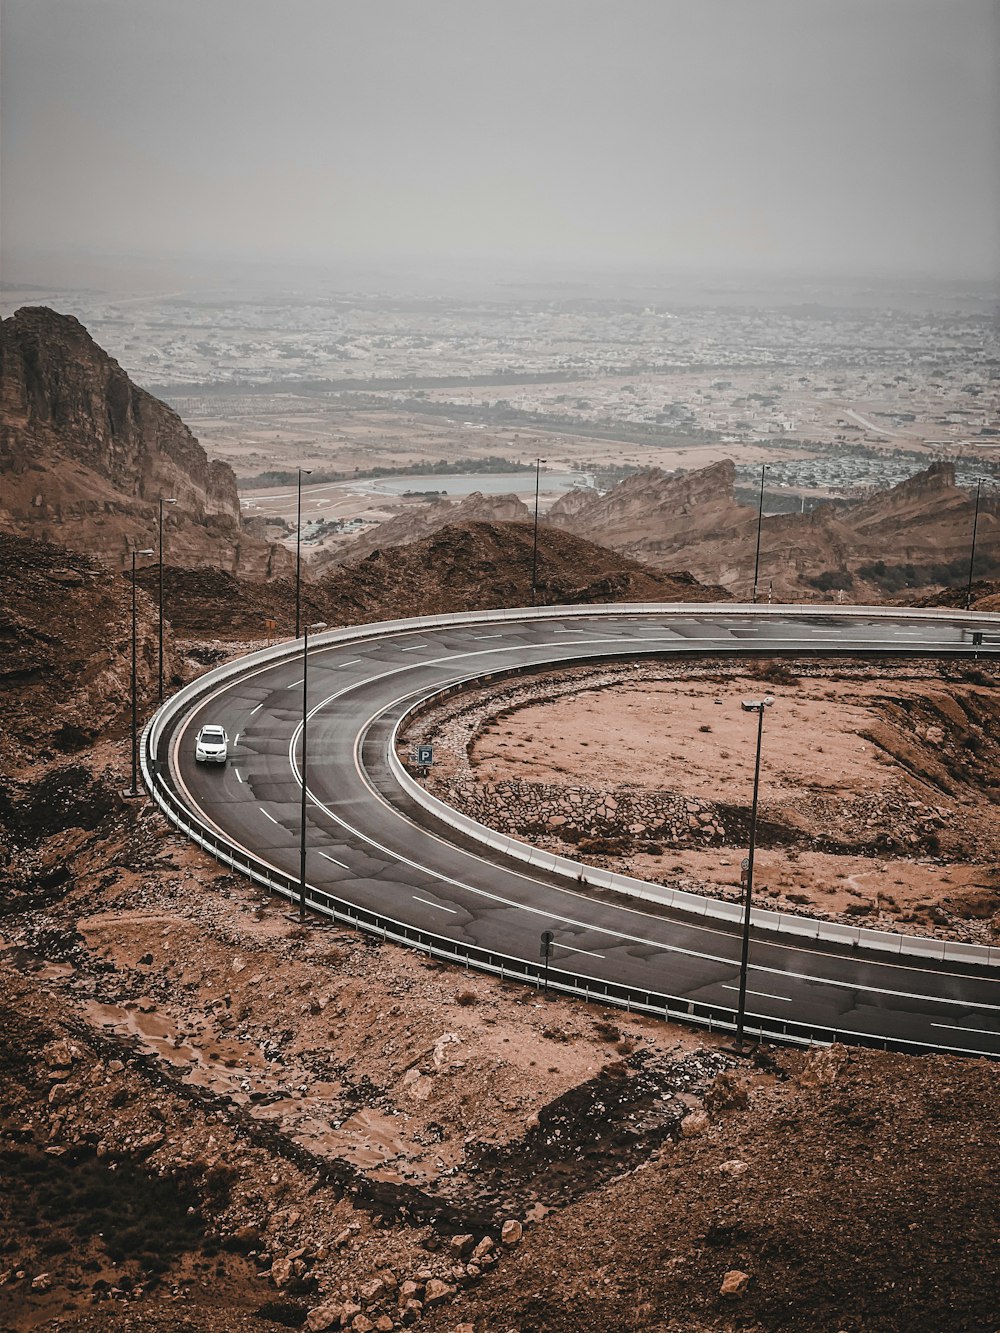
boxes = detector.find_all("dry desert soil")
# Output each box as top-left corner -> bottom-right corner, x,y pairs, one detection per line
1,533 -> 999,1333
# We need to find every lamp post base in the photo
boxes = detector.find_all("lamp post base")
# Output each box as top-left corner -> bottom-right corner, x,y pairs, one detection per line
120,787 -> 145,799
724,1041 -> 760,1058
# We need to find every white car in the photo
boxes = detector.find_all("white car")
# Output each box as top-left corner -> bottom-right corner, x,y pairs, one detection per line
195,724 -> 229,764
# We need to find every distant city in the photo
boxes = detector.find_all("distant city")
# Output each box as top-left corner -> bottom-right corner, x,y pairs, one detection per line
3,281 -> 997,503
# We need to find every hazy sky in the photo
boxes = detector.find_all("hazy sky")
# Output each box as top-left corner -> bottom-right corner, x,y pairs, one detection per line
3,0 -> 999,284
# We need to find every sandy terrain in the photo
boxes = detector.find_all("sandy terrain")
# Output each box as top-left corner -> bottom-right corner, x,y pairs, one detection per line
414,659 -> 1000,941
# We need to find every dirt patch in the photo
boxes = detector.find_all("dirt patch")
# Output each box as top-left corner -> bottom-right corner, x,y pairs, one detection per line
423,1045 -> 1000,1333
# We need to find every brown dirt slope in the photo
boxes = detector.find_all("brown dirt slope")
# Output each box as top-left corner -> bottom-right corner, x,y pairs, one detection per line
137,520 -> 728,638
0,532 -> 163,768
425,1046 -> 1000,1333
913,578 -> 1000,614
315,490 -> 533,569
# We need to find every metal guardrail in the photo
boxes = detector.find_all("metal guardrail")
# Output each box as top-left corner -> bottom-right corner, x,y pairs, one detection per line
140,603 -> 1000,1056
139,764 -> 992,1058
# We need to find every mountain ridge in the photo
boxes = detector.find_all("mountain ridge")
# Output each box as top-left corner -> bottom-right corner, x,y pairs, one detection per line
0,306 -> 290,577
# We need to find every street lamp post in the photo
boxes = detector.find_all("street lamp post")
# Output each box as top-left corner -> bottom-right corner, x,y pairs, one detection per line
295,467 -> 313,637
157,497 -> 177,702
734,693 -> 774,1051
298,620 -> 328,920
126,547 -> 155,798
965,478 -> 983,611
751,463 -> 766,604
531,457 -> 547,606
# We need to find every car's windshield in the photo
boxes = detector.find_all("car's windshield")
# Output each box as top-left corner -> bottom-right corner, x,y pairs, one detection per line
201,728 -> 224,740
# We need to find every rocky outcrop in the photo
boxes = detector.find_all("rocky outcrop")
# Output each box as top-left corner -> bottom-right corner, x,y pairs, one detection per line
0,307 -> 291,577
547,463 -> 758,582
316,490 -> 532,569
547,459 -> 996,601
846,460 -> 996,566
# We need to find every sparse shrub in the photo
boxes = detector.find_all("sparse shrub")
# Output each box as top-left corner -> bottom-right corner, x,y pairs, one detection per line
748,659 -> 799,686
593,1020 -> 621,1043
807,569 -> 854,592
455,990 -> 479,1007
699,724 -> 713,733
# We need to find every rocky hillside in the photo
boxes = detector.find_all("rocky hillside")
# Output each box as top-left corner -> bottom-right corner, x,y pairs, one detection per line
0,307 -> 290,578
0,531 -> 164,770
136,521 -> 728,638
548,460 -> 997,601
316,490 -> 533,569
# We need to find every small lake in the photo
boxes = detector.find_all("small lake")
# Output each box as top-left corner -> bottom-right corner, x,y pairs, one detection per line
356,471 -> 595,497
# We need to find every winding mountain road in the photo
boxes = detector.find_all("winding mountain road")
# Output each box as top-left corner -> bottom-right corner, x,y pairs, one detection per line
147,605 -> 1000,1058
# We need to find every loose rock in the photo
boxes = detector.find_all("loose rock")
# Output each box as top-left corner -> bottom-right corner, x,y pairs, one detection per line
721,1269 -> 751,1298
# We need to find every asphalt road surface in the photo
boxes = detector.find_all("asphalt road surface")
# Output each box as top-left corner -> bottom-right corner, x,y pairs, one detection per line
160,607 -> 1000,1057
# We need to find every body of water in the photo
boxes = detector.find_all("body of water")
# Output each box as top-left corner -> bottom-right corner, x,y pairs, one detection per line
356,471 -> 595,498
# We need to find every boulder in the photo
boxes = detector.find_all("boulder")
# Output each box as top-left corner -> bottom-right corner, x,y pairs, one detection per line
718,1159 -> 749,1176
47,1083 -> 73,1107
305,1303 -> 344,1333
449,1234 -> 475,1258
269,1257 -> 294,1288
720,1269 -> 751,1298
500,1219 -> 523,1246
680,1110 -> 709,1137
42,1040 -> 77,1070
423,1278 -> 456,1305
359,1277 -> 385,1304
471,1236 -> 496,1266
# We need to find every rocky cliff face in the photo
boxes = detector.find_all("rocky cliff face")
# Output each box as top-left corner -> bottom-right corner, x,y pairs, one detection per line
547,463 -> 758,582
0,307 -> 291,577
547,459 -> 995,600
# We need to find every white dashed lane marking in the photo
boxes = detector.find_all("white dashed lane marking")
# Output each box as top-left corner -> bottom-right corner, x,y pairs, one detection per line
412,894 -> 458,913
